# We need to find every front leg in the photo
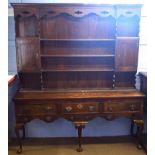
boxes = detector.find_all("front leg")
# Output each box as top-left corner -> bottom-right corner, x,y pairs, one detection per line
134,120 -> 144,149
130,119 -> 136,136
15,127 -> 23,154
74,121 -> 87,152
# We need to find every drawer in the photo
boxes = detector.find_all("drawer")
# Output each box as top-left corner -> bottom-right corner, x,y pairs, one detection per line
16,103 -> 57,115
104,99 -> 143,112
62,102 -> 99,114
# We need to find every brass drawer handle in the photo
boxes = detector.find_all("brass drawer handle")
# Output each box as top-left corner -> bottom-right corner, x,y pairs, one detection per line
77,104 -> 83,110
45,106 -> 53,111
89,106 -> 95,112
129,104 -> 136,111
65,106 -> 72,112
108,107 -> 113,112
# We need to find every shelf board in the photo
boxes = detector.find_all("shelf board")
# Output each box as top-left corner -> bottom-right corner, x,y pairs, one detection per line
40,54 -> 115,57
41,88 -> 114,92
16,36 -> 39,40
18,70 -> 41,73
40,38 -> 115,42
41,68 -> 114,72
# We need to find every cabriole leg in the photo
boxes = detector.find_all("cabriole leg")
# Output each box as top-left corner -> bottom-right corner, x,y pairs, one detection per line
15,127 -> 23,154
130,119 -> 135,136
22,127 -> 25,140
74,122 -> 87,152
134,120 -> 144,149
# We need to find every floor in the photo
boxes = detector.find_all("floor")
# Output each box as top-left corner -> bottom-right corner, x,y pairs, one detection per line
9,143 -> 146,155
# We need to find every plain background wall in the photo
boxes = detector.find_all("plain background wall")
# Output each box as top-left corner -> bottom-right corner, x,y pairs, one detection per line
8,0 -> 147,138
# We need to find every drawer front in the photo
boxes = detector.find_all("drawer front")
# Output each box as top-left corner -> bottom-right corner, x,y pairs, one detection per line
16,103 -> 57,115
104,99 -> 143,113
62,102 -> 99,114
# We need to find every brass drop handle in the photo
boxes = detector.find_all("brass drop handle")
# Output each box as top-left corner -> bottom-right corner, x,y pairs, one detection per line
45,106 -> 53,111
108,107 -> 113,112
77,104 -> 83,110
65,106 -> 72,112
130,104 -> 136,111
89,106 -> 95,112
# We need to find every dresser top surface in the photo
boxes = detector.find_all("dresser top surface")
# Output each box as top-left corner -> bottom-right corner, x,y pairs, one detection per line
14,89 -> 145,100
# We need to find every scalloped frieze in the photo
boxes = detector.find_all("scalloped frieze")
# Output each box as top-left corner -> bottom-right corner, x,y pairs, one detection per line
116,7 -> 141,18
14,7 -> 39,18
39,7 -> 116,19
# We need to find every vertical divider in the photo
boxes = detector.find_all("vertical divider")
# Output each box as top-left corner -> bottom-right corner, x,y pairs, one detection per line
38,14 -> 43,90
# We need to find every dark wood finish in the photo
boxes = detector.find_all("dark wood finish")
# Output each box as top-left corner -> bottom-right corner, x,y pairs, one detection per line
16,38 -> 40,72
12,3 -> 144,153
40,40 -> 115,57
115,38 -> 139,72
74,122 -> 87,152
114,72 -> 136,88
42,72 -> 113,89
15,128 -> 22,154
18,72 -> 41,89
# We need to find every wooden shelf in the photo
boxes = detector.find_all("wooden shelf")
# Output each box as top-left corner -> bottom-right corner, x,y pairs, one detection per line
41,68 -> 114,72
40,54 -> 115,57
40,38 -> 115,42
17,37 -> 39,40
40,88 -> 114,92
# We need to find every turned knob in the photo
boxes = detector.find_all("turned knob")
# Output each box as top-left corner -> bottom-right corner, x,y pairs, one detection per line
65,106 -> 72,112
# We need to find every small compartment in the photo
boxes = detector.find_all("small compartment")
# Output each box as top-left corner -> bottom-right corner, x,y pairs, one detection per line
16,16 -> 38,37
19,72 -> 41,89
40,40 -> 115,56
41,57 -> 114,71
116,6 -> 141,37
16,38 -> 40,72
117,16 -> 140,36
42,72 -> 113,89
114,72 -> 136,88
115,38 -> 139,72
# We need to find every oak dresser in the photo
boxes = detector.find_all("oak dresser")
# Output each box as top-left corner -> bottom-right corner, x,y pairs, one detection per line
12,3 -> 145,153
